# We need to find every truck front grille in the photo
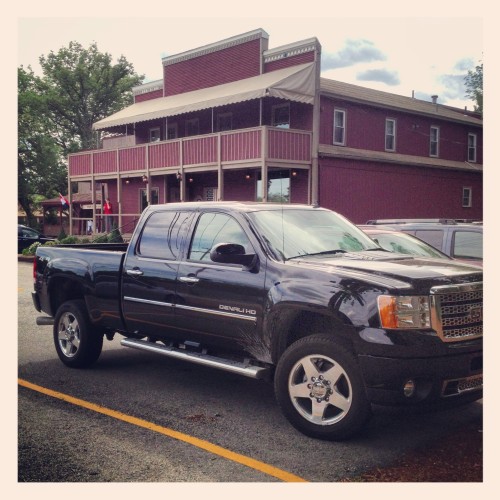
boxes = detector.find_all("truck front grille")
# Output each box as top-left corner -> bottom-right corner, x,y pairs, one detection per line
430,282 -> 483,342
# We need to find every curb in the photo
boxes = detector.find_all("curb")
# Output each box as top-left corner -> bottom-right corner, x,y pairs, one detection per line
18,255 -> 35,262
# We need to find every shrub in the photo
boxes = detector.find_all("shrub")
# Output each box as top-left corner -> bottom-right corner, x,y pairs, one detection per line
58,236 -> 79,245
108,226 -> 124,243
57,228 -> 67,240
93,234 -> 108,243
22,242 -> 41,255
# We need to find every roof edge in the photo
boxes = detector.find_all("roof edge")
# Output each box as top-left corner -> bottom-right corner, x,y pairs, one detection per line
162,29 -> 269,67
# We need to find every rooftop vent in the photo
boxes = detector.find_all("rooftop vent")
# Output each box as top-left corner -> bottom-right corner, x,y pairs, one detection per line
431,95 -> 438,104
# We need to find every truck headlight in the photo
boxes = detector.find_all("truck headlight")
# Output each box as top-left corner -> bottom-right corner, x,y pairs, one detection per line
377,295 -> 431,329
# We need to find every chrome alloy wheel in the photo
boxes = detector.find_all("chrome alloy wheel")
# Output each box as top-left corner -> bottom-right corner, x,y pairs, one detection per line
288,354 -> 352,426
57,311 -> 81,358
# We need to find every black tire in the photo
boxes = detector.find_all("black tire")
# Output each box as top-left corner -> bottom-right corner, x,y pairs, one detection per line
53,300 -> 103,368
274,335 -> 372,440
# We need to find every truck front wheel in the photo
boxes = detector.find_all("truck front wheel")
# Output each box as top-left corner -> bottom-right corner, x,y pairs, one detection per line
274,335 -> 372,440
53,300 -> 103,368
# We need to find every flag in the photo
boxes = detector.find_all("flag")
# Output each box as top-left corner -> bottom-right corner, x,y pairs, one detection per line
59,193 -> 70,209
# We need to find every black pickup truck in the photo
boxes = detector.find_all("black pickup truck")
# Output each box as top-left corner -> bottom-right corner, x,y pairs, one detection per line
32,202 -> 483,440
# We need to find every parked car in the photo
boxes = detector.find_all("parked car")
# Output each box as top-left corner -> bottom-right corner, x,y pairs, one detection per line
365,219 -> 483,266
359,226 -> 451,260
18,224 -> 56,254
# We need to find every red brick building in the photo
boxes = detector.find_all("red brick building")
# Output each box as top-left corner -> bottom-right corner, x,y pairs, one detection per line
66,28 -> 482,234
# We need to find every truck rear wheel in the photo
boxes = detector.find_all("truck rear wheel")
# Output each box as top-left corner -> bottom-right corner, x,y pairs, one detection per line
274,335 -> 371,440
53,300 -> 103,368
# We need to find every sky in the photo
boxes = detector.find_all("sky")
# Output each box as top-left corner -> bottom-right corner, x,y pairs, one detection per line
17,15 -> 483,111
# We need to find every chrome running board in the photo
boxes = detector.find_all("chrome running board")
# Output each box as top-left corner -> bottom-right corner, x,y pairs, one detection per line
120,338 -> 270,380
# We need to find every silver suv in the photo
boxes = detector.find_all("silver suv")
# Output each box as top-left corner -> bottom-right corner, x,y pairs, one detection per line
365,219 -> 483,266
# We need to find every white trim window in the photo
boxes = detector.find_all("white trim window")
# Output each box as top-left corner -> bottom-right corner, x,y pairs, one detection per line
185,118 -> 200,137
149,127 -> 161,142
217,112 -> 233,132
333,109 -> 346,145
462,187 -> 472,208
385,119 -> 396,151
272,103 -> 290,129
167,123 -> 178,140
430,126 -> 439,157
468,133 -> 477,162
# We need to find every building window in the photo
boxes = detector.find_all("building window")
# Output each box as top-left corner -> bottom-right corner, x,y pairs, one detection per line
430,126 -> 439,157
333,109 -> 346,145
167,123 -> 178,140
149,127 -> 161,142
272,103 -> 290,129
217,112 -> 233,132
203,187 -> 218,201
140,187 -> 159,212
185,118 -> 199,137
468,133 -> 477,162
385,119 -> 396,151
462,187 -> 472,208
256,169 -> 290,203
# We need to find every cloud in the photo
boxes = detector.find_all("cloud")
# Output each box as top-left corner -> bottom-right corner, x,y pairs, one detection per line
357,68 -> 400,86
321,39 -> 386,70
438,73 -> 467,100
454,57 -> 475,72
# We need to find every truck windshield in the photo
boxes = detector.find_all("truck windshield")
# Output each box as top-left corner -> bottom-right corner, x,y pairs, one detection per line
247,208 -> 379,261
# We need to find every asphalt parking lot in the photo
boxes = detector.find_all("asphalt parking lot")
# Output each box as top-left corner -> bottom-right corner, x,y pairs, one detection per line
17,260 -> 483,483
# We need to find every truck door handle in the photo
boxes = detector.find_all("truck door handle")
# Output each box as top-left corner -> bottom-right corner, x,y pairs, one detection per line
179,276 -> 199,284
126,268 -> 144,276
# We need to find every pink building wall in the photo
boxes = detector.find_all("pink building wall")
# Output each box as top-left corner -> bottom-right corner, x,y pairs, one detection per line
134,89 -> 163,103
319,158 -> 483,224
319,96 -> 483,163
264,51 -> 315,73
164,39 -> 262,97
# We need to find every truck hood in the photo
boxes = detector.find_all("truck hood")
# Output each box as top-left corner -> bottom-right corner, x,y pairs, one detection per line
289,250 -> 482,291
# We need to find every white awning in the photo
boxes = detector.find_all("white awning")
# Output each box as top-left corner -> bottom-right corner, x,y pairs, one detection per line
93,63 -> 316,130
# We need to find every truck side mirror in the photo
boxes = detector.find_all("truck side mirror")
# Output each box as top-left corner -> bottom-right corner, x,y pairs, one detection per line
210,243 -> 258,270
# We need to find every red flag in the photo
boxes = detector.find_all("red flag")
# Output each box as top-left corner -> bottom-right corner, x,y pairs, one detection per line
59,193 -> 70,209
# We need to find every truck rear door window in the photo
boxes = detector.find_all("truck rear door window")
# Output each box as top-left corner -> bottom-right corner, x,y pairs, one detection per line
453,231 -> 483,260
138,211 -> 192,260
414,230 -> 444,251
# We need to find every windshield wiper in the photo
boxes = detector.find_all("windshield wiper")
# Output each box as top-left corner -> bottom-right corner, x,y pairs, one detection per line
287,249 -> 346,260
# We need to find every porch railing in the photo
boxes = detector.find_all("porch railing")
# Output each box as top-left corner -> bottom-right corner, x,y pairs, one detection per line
68,126 -> 312,177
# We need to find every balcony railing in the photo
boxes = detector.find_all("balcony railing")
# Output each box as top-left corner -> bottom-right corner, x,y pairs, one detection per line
68,126 -> 312,177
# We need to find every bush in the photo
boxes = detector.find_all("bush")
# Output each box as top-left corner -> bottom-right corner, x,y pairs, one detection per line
22,242 -> 41,255
58,236 -> 78,245
58,228 -> 67,240
92,234 -> 108,243
108,226 -> 124,243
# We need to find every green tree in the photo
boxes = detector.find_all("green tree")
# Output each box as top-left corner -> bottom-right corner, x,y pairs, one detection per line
18,42 -> 144,223
18,66 -> 67,226
464,62 -> 483,115
39,41 -> 143,152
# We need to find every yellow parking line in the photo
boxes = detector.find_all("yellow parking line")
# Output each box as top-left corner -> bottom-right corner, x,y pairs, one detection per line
18,378 -> 307,483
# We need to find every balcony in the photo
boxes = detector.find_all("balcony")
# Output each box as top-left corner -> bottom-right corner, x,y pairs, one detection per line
68,126 -> 312,178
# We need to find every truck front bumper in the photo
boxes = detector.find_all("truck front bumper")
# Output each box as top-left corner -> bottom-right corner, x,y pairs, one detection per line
358,349 -> 483,406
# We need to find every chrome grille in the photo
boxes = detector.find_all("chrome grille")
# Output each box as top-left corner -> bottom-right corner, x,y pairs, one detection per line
430,282 -> 483,342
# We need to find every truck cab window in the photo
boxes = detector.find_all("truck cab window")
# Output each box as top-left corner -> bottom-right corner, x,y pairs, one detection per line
138,211 -> 191,260
189,212 -> 251,261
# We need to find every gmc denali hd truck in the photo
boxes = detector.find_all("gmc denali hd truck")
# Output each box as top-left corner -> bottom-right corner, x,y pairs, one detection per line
32,202 -> 483,440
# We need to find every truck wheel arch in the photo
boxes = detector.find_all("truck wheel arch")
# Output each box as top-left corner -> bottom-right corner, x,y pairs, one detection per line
49,276 -> 86,317
270,309 -> 355,364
